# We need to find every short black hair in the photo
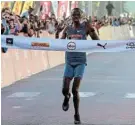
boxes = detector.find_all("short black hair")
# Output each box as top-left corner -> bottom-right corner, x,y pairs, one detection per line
71,8 -> 82,14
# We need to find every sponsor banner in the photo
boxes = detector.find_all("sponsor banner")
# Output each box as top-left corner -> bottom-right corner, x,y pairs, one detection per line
57,1 -> 68,18
12,1 -> 23,15
31,42 -> 50,47
40,1 -> 51,20
79,1 -> 85,13
1,1 -> 15,9
66,1 -> 70,17
32,1 -> 40,15
1,35 -> 135,52
96,2 -> 100,7
21,1 -> 33,14
51,1 -> 58,18
71,1 -> 78,10
85,1 -> 89,16
1,2 -> 11,9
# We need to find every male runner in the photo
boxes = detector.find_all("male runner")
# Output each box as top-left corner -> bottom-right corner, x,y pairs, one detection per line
55,8 -> 99,124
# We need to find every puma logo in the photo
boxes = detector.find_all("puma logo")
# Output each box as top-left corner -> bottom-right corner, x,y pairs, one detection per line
97,43 -> 107,49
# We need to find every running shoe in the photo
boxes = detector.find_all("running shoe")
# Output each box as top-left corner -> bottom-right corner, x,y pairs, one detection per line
74,114 -> 81,124
62,93 -> 71,111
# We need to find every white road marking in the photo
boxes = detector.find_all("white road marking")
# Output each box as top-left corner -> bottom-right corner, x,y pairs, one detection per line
25,98 -> 34,100
71,92 -> 96,98
23,78 -> 62,81
7,92 -> 40,98
124,93 -> 135,98
12,106 -> 21,109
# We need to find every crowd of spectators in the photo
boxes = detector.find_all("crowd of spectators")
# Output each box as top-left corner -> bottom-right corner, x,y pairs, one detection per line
1,7 -> 62,53
1,7 -> 135,52
2,7 -> 134,36
1,7 -> 99,40
1,7 -> 59,38
89,15 -> 135,35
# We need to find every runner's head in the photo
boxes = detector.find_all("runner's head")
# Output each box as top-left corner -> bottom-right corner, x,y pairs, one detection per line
71,8 -> 81,23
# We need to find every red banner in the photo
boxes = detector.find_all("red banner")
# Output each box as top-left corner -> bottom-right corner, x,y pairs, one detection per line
71,1 -> 78,10
40,1 -> 51,20
57,1 -> 68,18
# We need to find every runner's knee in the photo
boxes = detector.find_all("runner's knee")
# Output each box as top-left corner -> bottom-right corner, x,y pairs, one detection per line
72,77 -> 81,96
72,88 -> 78,97
62,88 -> 69,96
62,77 -> 72,96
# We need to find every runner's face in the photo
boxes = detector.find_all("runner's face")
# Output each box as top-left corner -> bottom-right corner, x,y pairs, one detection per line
72,10 -> 81,22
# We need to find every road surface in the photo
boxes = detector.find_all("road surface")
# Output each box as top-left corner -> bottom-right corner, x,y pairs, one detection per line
2,52 -> 135,125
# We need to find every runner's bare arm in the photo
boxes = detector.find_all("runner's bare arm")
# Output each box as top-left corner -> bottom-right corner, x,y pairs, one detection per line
55,31 -> 60,39
87,24 -> 100,40
61,26 -> 68,39
55,26 -> 67,39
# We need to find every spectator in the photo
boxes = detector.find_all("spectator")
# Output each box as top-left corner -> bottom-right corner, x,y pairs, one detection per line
1,21 -> 9,53
112,18 -> 120,26
21,6 -> 34,19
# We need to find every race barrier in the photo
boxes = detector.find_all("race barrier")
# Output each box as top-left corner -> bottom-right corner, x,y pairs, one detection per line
1,49 -> 65,88
1,32 -> 64,88
111,24 -> 135,40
